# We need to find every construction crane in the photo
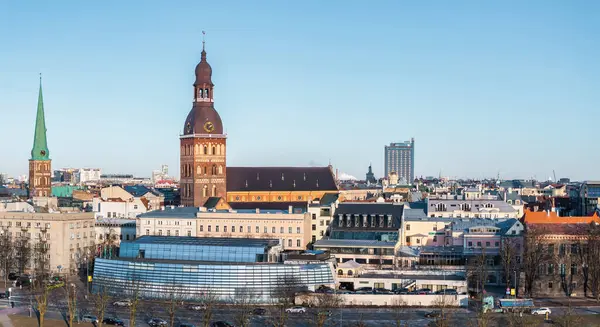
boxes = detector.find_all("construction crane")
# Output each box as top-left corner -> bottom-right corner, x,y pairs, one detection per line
553,170 -> 557,183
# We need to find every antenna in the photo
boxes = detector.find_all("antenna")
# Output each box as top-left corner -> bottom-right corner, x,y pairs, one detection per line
202,30 -> 206,51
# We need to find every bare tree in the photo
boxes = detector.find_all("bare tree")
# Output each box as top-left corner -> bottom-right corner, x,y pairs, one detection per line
63,280 -> 78,327
14,235 -> 31,274
231,287 -> 256,327
269,275 -> 305,327
164,283 -> 185,327
92,286 -> 111,327
0,232 -> 14,288
195,290 -> 219,327
431,295 -> 453,327
580,223 -> 600,301
32,278 -> 50,327
390,297 -> 408,327
522,226 -> 550,297
127,277 -> 143,327
31,240 -> 51,327
312,292 -> 343,327
499,237 -> 520,290
466,250 -> 488,298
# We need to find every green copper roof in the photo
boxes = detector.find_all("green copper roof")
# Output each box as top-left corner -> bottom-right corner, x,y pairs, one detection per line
31,77 -> 50,161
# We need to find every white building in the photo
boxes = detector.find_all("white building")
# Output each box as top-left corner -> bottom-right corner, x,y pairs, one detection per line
95,218 -> 136,244
74,168 -> 102,184
92,186 -> 150,219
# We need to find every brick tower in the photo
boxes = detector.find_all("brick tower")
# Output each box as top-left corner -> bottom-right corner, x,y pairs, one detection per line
29,76 -> 52,198
180,39 -> 227,207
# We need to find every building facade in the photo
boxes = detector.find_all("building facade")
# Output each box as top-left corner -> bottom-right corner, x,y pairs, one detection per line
29,79 -> 52,198
384,139 -> 415,184
180,42 -> 227,207
92,236 -> 334,302
0,211 -> 95,273
137,206 -> 311,251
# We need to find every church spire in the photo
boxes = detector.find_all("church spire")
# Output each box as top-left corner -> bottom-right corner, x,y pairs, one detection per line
31,74 -> 50,160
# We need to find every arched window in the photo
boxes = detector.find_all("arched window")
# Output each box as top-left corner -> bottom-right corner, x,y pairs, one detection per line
197,166 -> 201,175
202,185 -> 207,197
198,88 -> 203,98
212,165 -> 217,175
203,145 -> 208,155
211,185 -> 216,197
203,166 -> 207,175
218,165 -> 223,174
347,270 -> 353,276
338,270 -> 343,276
205,89 -> 209,98
220,144 -> 225,155
212,146 -> 216,155
288,239 -> 292,247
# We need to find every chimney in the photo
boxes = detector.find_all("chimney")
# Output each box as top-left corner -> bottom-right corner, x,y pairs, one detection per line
199,206 -> 207,212
288,205 -> 293,213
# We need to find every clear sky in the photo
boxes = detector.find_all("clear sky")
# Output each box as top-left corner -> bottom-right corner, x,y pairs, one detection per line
1,0 -> 599,181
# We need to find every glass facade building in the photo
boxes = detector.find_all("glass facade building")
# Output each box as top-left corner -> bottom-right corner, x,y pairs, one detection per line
384,139 -> 415,184
92,236 -> 334,302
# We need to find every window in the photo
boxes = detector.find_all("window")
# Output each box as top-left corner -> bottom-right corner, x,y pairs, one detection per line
468,241 -> 473,247
571,264 -> 577,275
166,230 -> 171,236
433,236 -> 437,242
126,235 -> 130,240
176,230 -> 180,236
338,269 -> 343,276
320,231 -> 324,236
280,227 -> 284,233
297,239 -> 301,247
208,225 -> 211,232
416,239 -> 420,244
288,227 -> 292,234
158,230 -> 163,236
175,221 -> 179,226
200,225 -> 204,232
477,242 -> 482,247
134,205 -> 138,210
547,243 -> 554,255
559,244 -> 566,255
216,226 -> 220,232
145,229 -> 149,236
547,264 -> 554,275
187,231 -> 191,237
495,241 -> 500,247
548,282 -> 553,289
406,224 -> 410,231
312,214 -> 316,220
485,242 -> 490,247
257,196 -> 262,201
312,224 -> 316,231
296,227 -> 301,234
264,227 -> 267,234
433,225 -> 437,231
288,239 -> 292,247
272,227 -> 276,233
312,235 -> 317,242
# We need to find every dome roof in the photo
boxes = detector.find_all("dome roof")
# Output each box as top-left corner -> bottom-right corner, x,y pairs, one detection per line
183,104 -> 223,135
194,50 -> 213,86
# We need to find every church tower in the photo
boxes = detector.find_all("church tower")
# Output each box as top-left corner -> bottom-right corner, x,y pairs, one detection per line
180,38 -> 227,207
29,76 -> 52,198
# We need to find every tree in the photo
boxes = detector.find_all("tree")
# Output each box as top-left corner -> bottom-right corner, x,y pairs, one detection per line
522,226 -> 551,297
553,299 -> 582,327
431,295 -> 453,327
0,232 -> 14,288
269,275 -> 305,327
63,281 -> 78,327
580,223 -> 600,301
32,240 -> 51,327
231,288 -> 256,327
32,278 -> 49,327
14,235 -> 31,274
194,290 -> 219,327
164,283 -> 185,327
127,277 -> 143,327
312,292 -> 343,327
390,297 -> 408,327
92,286 -> 111,327
466,250 -> 488,298
499,237 -> 520,291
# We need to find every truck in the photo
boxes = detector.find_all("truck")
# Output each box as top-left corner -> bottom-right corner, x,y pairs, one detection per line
498,298 -> 535,313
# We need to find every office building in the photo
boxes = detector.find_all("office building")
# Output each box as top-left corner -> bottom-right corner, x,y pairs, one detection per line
384,139 -> 415,184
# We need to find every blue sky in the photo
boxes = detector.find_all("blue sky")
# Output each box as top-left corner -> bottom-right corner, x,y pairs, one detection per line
1,0 -> 599,181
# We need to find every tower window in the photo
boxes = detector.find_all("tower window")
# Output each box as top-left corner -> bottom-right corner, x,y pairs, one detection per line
203,145 -> 208,155
212,185 -> 216,197
205,89 -> 209,98
212,146 -> 216,155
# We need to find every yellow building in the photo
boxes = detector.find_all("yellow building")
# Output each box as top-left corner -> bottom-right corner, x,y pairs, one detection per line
225,167 -> 338,203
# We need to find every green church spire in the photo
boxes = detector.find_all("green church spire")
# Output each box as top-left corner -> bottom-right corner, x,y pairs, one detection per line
31,74 -> 50,161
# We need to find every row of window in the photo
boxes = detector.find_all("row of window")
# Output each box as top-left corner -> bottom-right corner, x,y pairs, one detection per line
152,220 -> 193,226
146,230 -> 191,237
199,225 -> 302,235
0,221 -> 53,229
181,143 -> 224,156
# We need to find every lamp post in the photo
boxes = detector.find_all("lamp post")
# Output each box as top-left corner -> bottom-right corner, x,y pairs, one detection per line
85,257 -> 89,297
513,270 -> 517,299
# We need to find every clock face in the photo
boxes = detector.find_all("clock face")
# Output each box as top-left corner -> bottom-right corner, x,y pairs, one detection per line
40,150 -> 46,156
203,121 -> 215,133
185,122 -> 192,134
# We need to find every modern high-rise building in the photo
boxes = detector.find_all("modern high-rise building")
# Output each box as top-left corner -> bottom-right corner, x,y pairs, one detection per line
384,139 -> 415,184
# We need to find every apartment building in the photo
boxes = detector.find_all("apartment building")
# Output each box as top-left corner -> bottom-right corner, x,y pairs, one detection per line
427,198 -> 520,218
136,205 -> 311,251
307,194 -> 338,243
0,211 -> 95,274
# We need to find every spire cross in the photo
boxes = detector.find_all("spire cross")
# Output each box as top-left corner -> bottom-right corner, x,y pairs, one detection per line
202,30 -> 206,51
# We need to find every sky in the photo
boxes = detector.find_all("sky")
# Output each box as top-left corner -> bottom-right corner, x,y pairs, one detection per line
0,1 -> 599,181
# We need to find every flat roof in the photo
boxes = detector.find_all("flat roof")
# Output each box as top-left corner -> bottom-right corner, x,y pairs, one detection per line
314,239 -> 396,248
129,235 -> 280,248
358,273 -> 465,281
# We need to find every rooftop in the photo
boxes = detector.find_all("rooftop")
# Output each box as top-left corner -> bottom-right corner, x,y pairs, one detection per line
227,167 -> 338,192
523,209 -> 600,224
314,239 -> 397,248
130,235 -> 279,248
138,206 -> 199,218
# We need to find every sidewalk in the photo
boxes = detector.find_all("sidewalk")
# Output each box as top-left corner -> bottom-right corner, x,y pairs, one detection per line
535,296 -> 600,307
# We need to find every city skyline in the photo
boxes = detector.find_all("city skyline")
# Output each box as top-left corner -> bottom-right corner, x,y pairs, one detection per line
1,1 -> 599,180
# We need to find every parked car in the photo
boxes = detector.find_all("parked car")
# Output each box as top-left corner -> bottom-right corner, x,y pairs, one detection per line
252,308 -> 267,315
424,311 -> 440,318
374,288 -> 392,294
354,287 -> 373,294
416,288 -> 432,294
394,288 -> 410,294
103,317 -> 125,326
318,310 -> 332,317
531,307 -> 552,315
188,304 -> 207,311
285,306 -> 307,313
81,315 -> 98,323
210,322 -> 234,327
148,318 -> 168,327
436,289 -> 458,295
112,299 -> 132,307
178,324 -> 196,327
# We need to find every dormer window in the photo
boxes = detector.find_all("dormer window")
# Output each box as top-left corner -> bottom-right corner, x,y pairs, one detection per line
370,215 -> 375,227
461,203 -> 471,211
363,215 -> 368,227
436,203 -> 447,211
379,215 -> 384,227
387,215 -> 393,227
346,216 -> 352,227
338,214 -> 344,227
354,215 -> 360,227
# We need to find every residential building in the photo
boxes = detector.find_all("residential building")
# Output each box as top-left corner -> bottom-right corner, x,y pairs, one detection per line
307,194 -> 338,243
522,209 -> 600,296
0,211 -> 95,273
92,186 -> 151,219
426,198 -> 520,218
95,218 -> 136,244
578,181 -> 600,216
92,236 -> 334,302
314,202 -> 403,267
74,168 -> 102,184
136,204 -> 311,251
384,139 -> 415,184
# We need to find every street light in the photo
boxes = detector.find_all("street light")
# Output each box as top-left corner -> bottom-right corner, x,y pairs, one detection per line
513,270 -> 517,299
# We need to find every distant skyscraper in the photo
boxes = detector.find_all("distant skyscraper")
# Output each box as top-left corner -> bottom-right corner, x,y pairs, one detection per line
384,139 -> 414,184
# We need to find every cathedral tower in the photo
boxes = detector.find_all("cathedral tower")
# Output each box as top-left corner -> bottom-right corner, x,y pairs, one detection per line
29,76 -> 52,198
180,39 -> 227,207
